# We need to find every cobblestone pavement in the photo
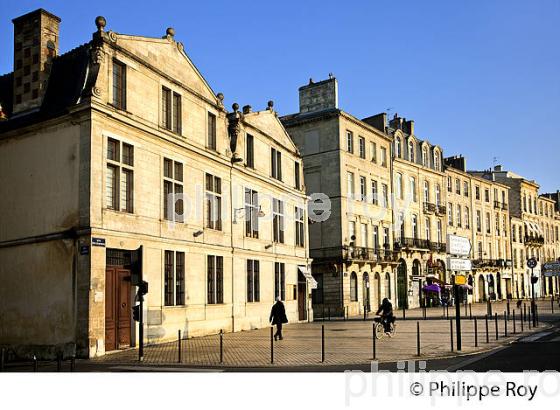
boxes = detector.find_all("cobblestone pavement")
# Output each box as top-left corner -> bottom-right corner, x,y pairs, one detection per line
92,299 -> 559,368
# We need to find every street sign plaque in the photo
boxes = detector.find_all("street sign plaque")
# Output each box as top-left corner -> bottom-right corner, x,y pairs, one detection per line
454,275 -> 467,285
447,257 -> 472,271
446,234 -> 471,256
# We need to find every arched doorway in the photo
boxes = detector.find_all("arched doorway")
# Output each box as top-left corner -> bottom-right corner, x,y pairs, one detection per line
384,272 -> 391,301
363,273 -> 371,312
397,259 -> 408,309
488,275 -> 495,300
496,272 -> 502,299
478,275 -> 486,301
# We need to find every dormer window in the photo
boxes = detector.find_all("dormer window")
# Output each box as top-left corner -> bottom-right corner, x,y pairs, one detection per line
422,146 -> 428,167
395,137 -> 402,158
433,150 -> 441,171
408,140 -> 415,162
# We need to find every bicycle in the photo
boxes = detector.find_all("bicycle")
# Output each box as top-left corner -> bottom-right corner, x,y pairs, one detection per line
374,316 -> 396,339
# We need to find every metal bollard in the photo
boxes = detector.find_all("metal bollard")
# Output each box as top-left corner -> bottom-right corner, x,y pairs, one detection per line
495,313 -> 499,340
513,311 -> 516,334
507,299 -> 511,317
363,308 -> 367,321
0,348 -> 5,372
442,304 -> 446,319
178,330 -> 182,363
70,357 -> 75,372
322,305 -> 325,322
521,309 -> 524,332
219,329 -> 223,364
403,307 -> 406,320
270,327 -> 274,364
485,315 -> 489,343
536,305 -> 539,326
474,317 -> 478,347
523,304 -> 527,323
57,353 -> 62,372
450,319 -> 454,352
372,321 -> 376,360
446,304 -> 449,319
504,311 -> 507,337
416,322 -> 421,356
469,304 -> 472,320
321,325 -> 325,363
328,307 -> 331,321
33,355 -> 38,372
552,297 -> 555,314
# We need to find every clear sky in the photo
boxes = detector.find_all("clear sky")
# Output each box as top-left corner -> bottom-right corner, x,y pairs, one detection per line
1,0 -> 559,192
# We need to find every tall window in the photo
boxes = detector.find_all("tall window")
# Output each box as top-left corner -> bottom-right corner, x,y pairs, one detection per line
207,112 -> 217,150
463,181 -> 469,197
447,203 -> 453,226
435,184 -> 441,205
423,181 -> 430,203
163,158 -> 184,222
346,131 -> 354,153
271,148 -> 282,181
476,210 -> 482,232
455,179 -> 461,195
395,137 -> 402,158
358,136 -> 366,159
408,140 -> 415,162
161,87 -> 182,133
456,204 -> 462,227
245,188 -> 259,238
112,60 -> 126,110
370,142 -> 377,162
274,262 -> 285,301
475,185 -> 480,200
347,172 -> 355,197
380,147 -> 387,167
425,217 -> 431,240
246,134 -> 254,168
447,176 -> 452,192
486,212 -> 491,234
106,138 -> 133,213
422,146 -> 428,166
205,174 -> 222,230
371,180 -> 378,205
437,220 -> 443,243
361,223 -> 368,247
164,250 -> 185,306
411,214 -> 418,238
350,272 -> 358,301
485,189 -> 490,203
381,184 -> 388,208
373,226 -> 379,249
433,150 -> 441,171
395,173 -> 403,199
360,176 -> 367,201
465,206 -> 470,229
162,87 -> 171,129
294,161 -> 301,190
295,206 -> 305,247
247,260 -> 260,303
273,199 -> 285,243
495,212 -> 500,236
409,176 -> 417,202
207,255 -> 224,304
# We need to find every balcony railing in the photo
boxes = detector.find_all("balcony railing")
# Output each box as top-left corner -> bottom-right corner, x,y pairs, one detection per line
502,202 -> 508,210
423,202 -> 436,214
472,259 -> 511,269
524,235 -> 544,246
435,204 -> 446,216
494,200 -> 502,209
310,246 -> 399,264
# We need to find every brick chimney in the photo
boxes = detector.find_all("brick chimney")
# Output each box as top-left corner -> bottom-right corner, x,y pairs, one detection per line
12,9 -> 61,114
298,75 -> 338,114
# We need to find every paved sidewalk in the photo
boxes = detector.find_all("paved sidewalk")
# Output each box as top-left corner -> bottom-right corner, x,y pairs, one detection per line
91,299 -> 558,368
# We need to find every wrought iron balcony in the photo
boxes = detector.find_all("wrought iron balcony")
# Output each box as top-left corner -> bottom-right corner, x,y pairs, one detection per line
494,200 -> 502,209
502,202 -> 508,210
435,204 -> 446,216
524,235 -> 544,246
423,202 -> 436,214
395,237 -> 431,250
310,246 -> 398,264
472,258 -> 511,269
429,241 -> 446,252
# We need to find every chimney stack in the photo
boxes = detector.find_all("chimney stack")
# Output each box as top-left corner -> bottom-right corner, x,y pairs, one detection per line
12,9 -> 61,114
298,75 -> 338,114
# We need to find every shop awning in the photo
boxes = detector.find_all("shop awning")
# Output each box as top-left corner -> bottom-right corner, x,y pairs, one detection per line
298,266 -> 318,289
422,284 -> 441,293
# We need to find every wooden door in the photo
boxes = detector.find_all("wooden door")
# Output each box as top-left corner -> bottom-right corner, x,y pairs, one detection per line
297,281 -> 307,321
105,267 -> 132,351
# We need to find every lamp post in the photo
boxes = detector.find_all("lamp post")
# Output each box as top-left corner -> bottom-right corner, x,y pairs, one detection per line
527,257 -> 538,327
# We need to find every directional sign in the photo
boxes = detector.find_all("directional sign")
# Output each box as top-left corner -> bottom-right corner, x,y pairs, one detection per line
527,257 -> 538,269
543,261 -> 560,277
447,257 -> 472,272
446,234 -> 471,257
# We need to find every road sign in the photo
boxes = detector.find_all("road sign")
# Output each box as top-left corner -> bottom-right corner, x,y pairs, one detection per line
446,234 -> 471,256
454,275 -> 467,285
447,257 -> 472,271
543,261 -> 560,277
527,257 -> 537,269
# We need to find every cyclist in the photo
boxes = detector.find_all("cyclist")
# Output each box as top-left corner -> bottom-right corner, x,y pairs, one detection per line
376,298 -> 395,333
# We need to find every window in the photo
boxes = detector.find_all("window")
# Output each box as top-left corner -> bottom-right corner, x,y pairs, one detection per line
476,210 -> 482,232
485,189 -> 490,203
161,87 -> 182,133
456,204 -> 462,227
348,221 -> 356,242
447,203 -> 453,226
245,188 -> 259,238
370,142 -> 377,162
408,140 -> 415,162
163,158 -> 184,222
433,150 -> 441,171
371,180 -> 378,205
395,173 -> 403,199
358,136 -> 366,159
395,137 -> 402,158
447,176 -> 452,193
207,112 -> 217,150
106,138 -> 133,213
247,260 -> 260,303
435,184 -> 441,205
423,181 -> 430,203
381,184 -> 389,208
380,147 -> 387,167
464,206 -> 470,229
455,179 -> 461,195
295,206 -> 305,247
383,227 -> 390,247
373,226 -> 379,249
205,174 -> 222,230
246,134 -> 254,168
164,251 -> 185,306
464,181 -> 469,197
112,60 -> 126,110
207,255 -> 224,304
475,185 -> 480,200
273,198 -> 285,243
361,223 -> 368,247
422,146 -> 428,166
411,214 -> 418,238
437,220 -> 443,242
486,212 -> 491,234
346,131 -> 354,153
495,212 -> 500,236
347,172 -> 355,197
350,272 -> 358,302
274,262 -> 285,301
425,217 -> 431,241
360,176 -> 367,201
294,161 -> 301,190
409,176 -> 417,202
271,148 -> 282,181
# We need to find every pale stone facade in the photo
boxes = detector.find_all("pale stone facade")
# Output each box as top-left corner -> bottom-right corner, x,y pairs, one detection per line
0,11 -> 311,358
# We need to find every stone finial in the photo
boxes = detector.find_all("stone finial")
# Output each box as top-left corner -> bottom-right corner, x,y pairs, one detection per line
328,72 -> 334,79
166,27 -> 175,38
309,78 -> 314,84
95,16 -> 106,32
232,103 -> 239,112
216,92 -> 224,102
267,100 -> 274,111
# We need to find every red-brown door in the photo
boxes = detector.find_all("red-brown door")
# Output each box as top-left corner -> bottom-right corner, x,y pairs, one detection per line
298,281 -> 307,321
105,267 -> 132,351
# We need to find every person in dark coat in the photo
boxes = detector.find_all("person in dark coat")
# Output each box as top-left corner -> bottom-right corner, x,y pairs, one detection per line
376,298 -> 395,333
270,297 -> 288,340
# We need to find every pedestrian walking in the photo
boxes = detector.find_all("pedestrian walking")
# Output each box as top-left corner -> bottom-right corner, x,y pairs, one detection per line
270,297 -> 288,341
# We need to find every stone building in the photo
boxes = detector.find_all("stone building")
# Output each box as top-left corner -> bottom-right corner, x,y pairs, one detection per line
471,166 -> 559,298
0,9 -> 312,358
281,77 -> 398,317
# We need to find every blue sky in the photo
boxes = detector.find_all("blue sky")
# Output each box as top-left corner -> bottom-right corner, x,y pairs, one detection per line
1,1 -> 559,191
